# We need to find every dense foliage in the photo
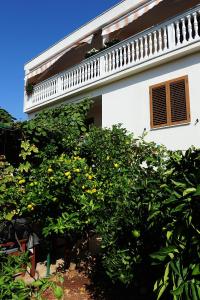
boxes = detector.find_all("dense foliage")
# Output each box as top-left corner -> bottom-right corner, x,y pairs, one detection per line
0,101 -> 200,299
0,253 -> 63,300
0,108 -> 16,125
0,108 -> 21,165
0,253 -> 30,299
150,149 -> 200,299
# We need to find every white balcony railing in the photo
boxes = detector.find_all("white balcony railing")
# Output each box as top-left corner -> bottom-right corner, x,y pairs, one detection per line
25,5 -> 200,112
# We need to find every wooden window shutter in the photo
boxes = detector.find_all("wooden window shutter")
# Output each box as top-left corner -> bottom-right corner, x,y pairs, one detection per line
170,78 -> 190,124
150,84 -> 167,127
150,76 -> 190,128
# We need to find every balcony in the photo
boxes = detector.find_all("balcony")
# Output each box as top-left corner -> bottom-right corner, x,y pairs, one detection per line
24,5 -> 200,113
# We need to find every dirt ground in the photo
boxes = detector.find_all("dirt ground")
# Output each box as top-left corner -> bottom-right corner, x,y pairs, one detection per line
22,259 -> 95,300
63,270 -> 92,300
21,261 -> 153,300
42,269 -> 93,300
22,258 -> 137,300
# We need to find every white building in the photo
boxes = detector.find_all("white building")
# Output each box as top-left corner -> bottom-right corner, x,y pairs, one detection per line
24,0 -> 200,150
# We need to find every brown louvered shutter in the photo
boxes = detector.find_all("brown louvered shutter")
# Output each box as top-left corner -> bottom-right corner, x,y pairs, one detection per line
151,84 -> 167,127
170,78 -> 188,124
150,76 -> 190,129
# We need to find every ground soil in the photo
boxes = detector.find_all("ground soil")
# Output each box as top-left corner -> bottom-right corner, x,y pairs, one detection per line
22,258 -> 153,300
63,270 -> 92,300
42,270 -> 93,300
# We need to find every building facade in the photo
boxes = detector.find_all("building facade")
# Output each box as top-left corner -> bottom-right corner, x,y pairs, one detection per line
24,0 -> 200,150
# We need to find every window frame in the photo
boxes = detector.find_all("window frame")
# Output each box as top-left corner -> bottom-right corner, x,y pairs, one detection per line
149,75 -> 191,129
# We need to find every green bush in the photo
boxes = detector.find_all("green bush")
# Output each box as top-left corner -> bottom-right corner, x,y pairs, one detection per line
0,253 -> 30,299
81,126 -> 169,295
0,253 -> 63,300
149,149 -> 200,299
0,101 -> 200,299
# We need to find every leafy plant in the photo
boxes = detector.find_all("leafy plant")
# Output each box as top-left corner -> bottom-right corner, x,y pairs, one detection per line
0,252 -> 30,299
150,149 -> 200,299
84,39 -> 120,59
25,83 -> 34,96
1,101 -> 200,299
0,108 -> 16,125
84,48 -> 99,58
0,252 -> 63,299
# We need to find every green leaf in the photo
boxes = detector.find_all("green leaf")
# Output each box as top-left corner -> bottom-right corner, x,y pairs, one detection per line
154,280 -> 158,291
171,283 -> 184,296
192,265 -> 200,276
183,188 -> 196,197
184,282 -> 190,300
18,161 -> 31,173
81,126 -> 86,132
54,286 -> 63,299
171,180 -> 186,188
5,212 -> 15,221
163,168 -> 174,176
172,203 -> 186,213
197,284 -> 200,298
150,246 -> 178,262
170,261 -> 180,276
31,280 -> 44,287
164,263 -> 170,284
166,231 -> 173,240
194,185 -> 200,196
157,283 -> 168,300
191,282 -> 198,300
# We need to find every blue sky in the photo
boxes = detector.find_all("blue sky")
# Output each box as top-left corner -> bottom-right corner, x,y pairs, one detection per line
0,0 -> 120,121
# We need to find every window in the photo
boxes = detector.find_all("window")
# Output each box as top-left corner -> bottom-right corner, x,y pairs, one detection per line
149,76 -> 190,129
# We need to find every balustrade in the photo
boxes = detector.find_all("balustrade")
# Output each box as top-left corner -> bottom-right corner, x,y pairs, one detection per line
26,6 -> 200,111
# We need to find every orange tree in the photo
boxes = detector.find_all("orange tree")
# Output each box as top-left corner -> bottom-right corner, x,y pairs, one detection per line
0,99 -> 97,235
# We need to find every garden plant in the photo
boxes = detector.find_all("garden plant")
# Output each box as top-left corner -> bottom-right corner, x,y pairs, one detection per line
0,100 -> 200,299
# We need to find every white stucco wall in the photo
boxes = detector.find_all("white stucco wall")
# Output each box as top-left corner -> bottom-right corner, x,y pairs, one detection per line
28,51 -> 200,151
101,52 -> 200,150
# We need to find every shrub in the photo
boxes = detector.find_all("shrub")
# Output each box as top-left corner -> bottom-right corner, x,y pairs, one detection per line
0,101 -> 200,299
0,252 -> 63,299
149,149 -> 200,299
81,126 -> 169,293
0,252 -> 30,299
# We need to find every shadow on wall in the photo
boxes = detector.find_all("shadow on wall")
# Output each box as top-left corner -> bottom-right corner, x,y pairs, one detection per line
101,51 -> 200,94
